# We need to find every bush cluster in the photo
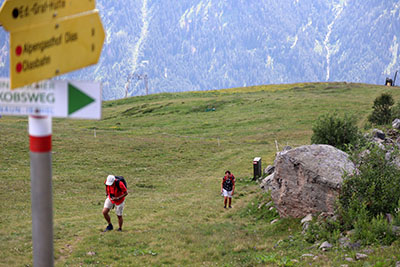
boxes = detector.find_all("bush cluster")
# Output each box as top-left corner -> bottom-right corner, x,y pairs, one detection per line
368,92 -> 395,125
304,216 -> 341,244
311,113 -> 361,151
340,145 -> 400,218
353,211 -> 396,245
391,100 -> 400,121
305,144 -> 400,246
306,95 -> 400,246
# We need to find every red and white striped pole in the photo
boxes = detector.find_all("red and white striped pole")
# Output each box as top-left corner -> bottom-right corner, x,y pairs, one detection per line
29,115 -> 54,267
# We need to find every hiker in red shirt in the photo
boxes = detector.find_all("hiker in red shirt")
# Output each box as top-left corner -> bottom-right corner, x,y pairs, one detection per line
221,170 -> 235,208
103,175 -> 128,232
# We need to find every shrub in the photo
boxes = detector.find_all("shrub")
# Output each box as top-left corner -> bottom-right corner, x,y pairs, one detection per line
339,145 -> 400,218
391,100 -> 400,121
338,193 -> 367,231
368,93 -> 394,125
311,113 -> 361,151
345,200 -> 396,245
306,144 -> 400,246
353,212 -> 396,246
304,216 -> 341,244
394,199 -> 400,226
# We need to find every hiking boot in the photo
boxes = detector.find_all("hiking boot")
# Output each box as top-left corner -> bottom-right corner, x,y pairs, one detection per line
117,228 -> 122,232
104,224 -> 113,232
224,206 -> 227,209
229,206 -> 232,208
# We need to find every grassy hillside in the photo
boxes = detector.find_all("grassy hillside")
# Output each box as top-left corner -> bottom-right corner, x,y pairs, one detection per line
1,82 -> 400,266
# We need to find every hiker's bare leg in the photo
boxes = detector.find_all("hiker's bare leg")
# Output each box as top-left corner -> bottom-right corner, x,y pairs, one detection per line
103,208 -> 111,224
224,197 -> 228,207
228,197 -> 232,207
117,215 -> 123,229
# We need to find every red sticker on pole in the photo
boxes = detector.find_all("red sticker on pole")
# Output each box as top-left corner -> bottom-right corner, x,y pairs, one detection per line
29,135 -> 52,152
28,116 -> 52,153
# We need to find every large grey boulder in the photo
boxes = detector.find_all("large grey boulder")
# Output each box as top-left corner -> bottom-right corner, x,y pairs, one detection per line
270,144 -> 355,218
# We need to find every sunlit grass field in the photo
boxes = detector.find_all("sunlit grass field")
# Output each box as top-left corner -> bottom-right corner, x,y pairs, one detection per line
1,82 -> 400,266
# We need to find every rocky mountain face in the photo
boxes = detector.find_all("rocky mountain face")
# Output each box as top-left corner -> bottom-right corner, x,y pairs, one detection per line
0,0 -> 399,100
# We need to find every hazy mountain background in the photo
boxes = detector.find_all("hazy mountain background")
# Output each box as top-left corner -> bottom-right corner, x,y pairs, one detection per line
0,0 -> 399,100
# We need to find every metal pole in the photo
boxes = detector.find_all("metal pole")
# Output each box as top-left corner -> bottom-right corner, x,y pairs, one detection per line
144,74 -> 148,95
29,115 -> 54,267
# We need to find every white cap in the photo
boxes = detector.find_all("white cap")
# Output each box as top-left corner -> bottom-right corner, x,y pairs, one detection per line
105,175 -> 115,185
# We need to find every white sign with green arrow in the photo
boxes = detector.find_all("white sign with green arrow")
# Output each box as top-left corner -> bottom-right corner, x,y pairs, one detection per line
0,78 -> 101,119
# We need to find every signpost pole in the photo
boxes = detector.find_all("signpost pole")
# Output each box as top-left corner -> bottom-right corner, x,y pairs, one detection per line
0,1 -> 105,265
29,115 -> 54,267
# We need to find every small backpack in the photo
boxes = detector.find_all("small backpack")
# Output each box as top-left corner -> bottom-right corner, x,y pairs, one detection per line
114,176 -> 127,191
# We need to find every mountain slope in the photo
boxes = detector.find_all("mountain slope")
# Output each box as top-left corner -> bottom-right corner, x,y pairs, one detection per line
0,0 -> 399,100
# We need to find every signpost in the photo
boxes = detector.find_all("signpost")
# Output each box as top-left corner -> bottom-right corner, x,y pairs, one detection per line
0,0 -> 95,32
0,0 -> 105,266
0,78 -> 101,119
9,11 -> 105,89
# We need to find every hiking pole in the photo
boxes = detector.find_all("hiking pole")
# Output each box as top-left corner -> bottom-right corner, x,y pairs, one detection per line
29,115 -> 54,267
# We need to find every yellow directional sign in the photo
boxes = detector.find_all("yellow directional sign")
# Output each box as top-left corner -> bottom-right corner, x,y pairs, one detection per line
9,10 -> 105,89
0,0 -> 96,32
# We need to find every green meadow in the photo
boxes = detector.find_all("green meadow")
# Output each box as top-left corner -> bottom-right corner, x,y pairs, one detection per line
1,82 -> 400,266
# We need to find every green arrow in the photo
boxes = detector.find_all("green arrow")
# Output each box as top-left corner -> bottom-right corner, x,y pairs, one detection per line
68,83 -> 95,115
